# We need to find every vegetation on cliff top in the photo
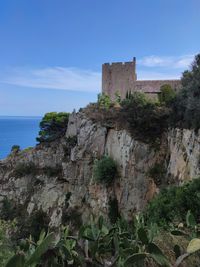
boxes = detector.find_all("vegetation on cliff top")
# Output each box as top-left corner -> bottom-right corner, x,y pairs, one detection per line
1,54 -> 200,266
170,54 -> 200,129
85,53 -> 200,144
36,112 -> 69,143
35,54 -> 200,146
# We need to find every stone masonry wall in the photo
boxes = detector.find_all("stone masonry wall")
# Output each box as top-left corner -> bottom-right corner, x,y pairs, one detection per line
102,58 -> 137,100
134,80 -> 181,95
102,58 -> 181,100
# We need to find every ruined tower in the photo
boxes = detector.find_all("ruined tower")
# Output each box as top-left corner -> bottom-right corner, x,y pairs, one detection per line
102,57 -> 181,100
102,57 -> 137,100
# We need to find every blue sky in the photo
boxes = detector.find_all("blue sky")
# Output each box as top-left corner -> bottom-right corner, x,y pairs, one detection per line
0,0 -> 199,116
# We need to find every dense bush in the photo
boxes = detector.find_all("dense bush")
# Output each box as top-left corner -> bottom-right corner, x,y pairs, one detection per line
158,84 -> 176,104
148,162 -> 166,186
122,91 -> 148,106
0,220 -> 14,266
43,165 -> 62,177
93,156 -> 118,186
12,163 -> 62,178
170,54 -> 200,129
10,145 -> 20,153
121,92 -> 170,142
5,214 -> 200,267
0,197 -> 49,242
13,162 -> 37,177
97,92 -> 112,109
108,197 -> 120,224
145,178 -> 200,226
37,112 -> 69,143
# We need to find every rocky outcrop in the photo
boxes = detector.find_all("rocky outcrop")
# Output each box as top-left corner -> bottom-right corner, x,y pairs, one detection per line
0,111 -> 200,228
167,128 -> 200,182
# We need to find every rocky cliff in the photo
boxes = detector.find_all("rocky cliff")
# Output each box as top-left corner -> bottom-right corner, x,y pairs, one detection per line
0,111 -> 200,228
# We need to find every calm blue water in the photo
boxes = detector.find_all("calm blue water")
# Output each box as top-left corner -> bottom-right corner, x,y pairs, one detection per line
0,116 -> 41,159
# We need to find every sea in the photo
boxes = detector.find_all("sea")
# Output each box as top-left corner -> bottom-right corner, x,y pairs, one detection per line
0,116 -> 42,159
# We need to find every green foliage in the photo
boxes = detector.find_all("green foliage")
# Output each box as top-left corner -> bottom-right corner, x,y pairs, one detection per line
37,112 -> 69,143
0,220 -> 14,266
10,145 -> 20,153
108,197 -> 120,224
122,91 -> 148,106
93,156 -> 118,186
4,213 -> 200,267
0,198 -> 16,221
43,165 -> 62,177
145,178 -> 200,226
0,199 -> 50,242
115,91 -> 121,104
97,92 -> 112,109
121,92 -> 170,142
13,162 -> 37,177
158,84 -> 176,104
62,208 -> 82,230
66,135 -> 77,147
12,162 -> 62,178
64,136 -> 78,158
20,210 -> 50,241
6,231 -> 56,267
148,162 -> 166,185
170,54 -> 200,129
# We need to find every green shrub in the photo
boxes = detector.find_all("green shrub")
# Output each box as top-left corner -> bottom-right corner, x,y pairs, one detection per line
0,220 -> 14,266
158,84 -> 176,104
22,210 -> 50,241
169,54 -> 200,129
145,178 -> 200,226
93,156 -> 118,186
108,197 -> 120,224
123,91 -> 148,106
13,162 -> 37,177
66,136 -> 77,147
37,112 -> 69,143
121,93 -> 170,143
0,198 -> 16,221
62,208 -> 82,230
10,145 -> 20,153
12,162 -> 62,178
97,93 -> 112,109
148,162 -> 166,185
43,165 -> 62,177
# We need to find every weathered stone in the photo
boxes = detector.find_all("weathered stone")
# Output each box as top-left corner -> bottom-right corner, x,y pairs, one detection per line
0,111 -> 199,228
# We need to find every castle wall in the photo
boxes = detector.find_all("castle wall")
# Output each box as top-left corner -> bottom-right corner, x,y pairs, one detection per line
102,59 -> 137,100
102,58 -> 182,100
134,80 -> 181,94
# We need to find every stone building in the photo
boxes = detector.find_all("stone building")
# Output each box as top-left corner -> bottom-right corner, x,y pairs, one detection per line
102,57 -> 181,100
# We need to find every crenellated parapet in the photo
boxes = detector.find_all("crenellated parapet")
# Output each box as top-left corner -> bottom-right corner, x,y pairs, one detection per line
102,57 -> 181,100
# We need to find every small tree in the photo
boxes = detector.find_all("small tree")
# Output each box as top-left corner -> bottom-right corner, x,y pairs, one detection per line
122,91 -> 147,107
37,112 -> 69,143
115,91 -> 121,104
158,84 -> 176,104
170,54 -> 200,129
11,145 -> 20,153
97,93 -> 112,109
93,156 -> 118,186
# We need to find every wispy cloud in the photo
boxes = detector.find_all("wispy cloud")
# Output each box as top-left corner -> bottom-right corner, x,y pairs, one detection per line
138,54 -> 194,68
1,67 -> 101,92
0,54 -> 195,92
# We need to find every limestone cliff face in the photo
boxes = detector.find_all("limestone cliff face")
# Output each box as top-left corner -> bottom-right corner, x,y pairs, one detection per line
167,128 -> 200,182
0,112 -> 200,227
